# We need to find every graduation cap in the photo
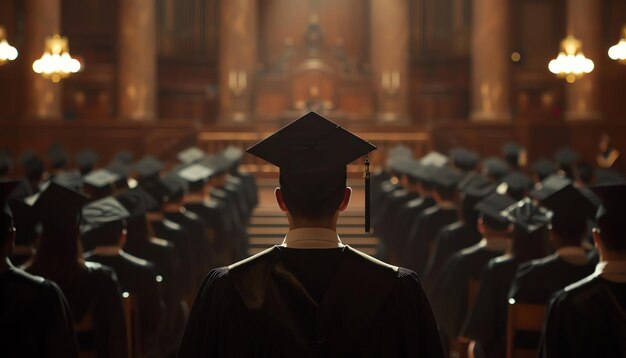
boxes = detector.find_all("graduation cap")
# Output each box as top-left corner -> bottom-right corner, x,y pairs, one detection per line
116,187 -> 160,217
554,147 -> 579,172
502,142 -> 525,168
8,196 -> 39,245
34,182 -> 89,229
450,147 -> 479,172
388,156 -> 419,177
199,154 -> 231,176
0,151 -> 11,176
47,144 -> 67,169
531,159 -> 557,182
501,197 -> 553,234
431,166 -> 464,193
498,171 -> 533,200
176,164 -> 213,192
82,196 -> 130,233
538,183 -> 597,224
408,164 -> 439,187
475,192 -> 516,228
222,146 -> 245,163
113,151 -> 134,165
107,159 -> 131,185
388,145 -> 413,160
52,170 -> 84,192
20,151 -> 44,180
530,174 -> 572,201
247,111 -> 376,233
75,149 -> 99,175
420,151 -> 448,167
84,169 -> 120,190
482,157 -> 510,181
134,156 -> 163,181
178,147 -> 206,164
460,175 -> 495,222
162,174 -> 187,202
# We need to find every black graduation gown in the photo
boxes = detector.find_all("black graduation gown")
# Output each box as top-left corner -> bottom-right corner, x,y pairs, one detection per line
430,243 -> 506,343
508,254 -> 596,304
422,221 -> 482,292
151,218 -> 195,295
539,275 -> 626,357
0,266 -> 78,358
388,195 -> 436,260
84,251 -> 165,356
164,210 -> 213,282
462,256 -> 520,358
377,190 -> 419,243
401,206 -> 458,274
178,246 -> 444,357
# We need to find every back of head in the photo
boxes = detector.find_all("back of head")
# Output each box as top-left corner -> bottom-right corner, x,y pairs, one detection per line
593,184 -> 626,253
476,193 -> 516,232
502,198 -> 552,261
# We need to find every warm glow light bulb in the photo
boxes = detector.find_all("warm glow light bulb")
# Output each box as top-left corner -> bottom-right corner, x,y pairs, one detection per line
31,34 -> 83,81
547,36 -> 594,82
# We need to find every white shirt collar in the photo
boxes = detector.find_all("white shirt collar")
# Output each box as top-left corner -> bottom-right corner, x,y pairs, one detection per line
478,237 -> 511,252
91,246 -> 122,257
281,228 -> 344,249
594,260 -> 626,283
555,246 -> 589,265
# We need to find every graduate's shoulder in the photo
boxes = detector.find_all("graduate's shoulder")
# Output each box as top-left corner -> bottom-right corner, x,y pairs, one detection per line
7,268 -> 66,303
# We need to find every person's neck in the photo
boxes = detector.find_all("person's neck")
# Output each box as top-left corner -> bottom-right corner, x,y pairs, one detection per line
288,215 -> 337,232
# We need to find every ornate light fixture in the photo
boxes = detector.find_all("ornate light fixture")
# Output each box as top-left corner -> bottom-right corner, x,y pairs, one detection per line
32,35 -> 82,83
0,26 -> 18,65
548,36 -> 594,83
608,26 -> 626,64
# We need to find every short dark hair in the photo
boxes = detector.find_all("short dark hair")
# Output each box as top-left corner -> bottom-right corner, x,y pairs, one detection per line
551,217 -> 587,245
279,172 -> 347,219
598,214 -> 626,253
481,214 -> 510,232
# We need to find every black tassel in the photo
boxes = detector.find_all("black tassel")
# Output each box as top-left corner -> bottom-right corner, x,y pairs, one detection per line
364,157 -> 371,234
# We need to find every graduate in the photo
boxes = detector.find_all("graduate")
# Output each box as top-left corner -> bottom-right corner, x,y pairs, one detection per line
422,175 -> 493,291
463,198 -> 551,358
430,192 -> 515,353
0,180 -> 79,358
83,196 -> 164,357
179,112 -> 443,357
401,165 -> 463,274
25,183 -> 127,358
509,177 -> 597,305
539,183 -> 626,357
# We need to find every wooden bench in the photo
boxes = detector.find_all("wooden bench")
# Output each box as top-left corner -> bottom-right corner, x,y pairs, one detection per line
506,303 -> 546,358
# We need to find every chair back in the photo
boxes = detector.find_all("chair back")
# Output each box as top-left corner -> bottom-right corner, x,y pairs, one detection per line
506,303 -> 546,358
74,308 -> 96,358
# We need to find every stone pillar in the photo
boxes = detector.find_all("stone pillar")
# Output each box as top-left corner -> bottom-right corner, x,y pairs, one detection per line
118,0 -> 157,120
219,0 -> 258,123
370,0 -> 409,123
470,0 -> 511,121
24,0 -> 61,119
565,0 -> 601,120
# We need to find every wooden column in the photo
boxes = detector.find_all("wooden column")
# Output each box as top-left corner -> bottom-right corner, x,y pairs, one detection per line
118,0 -> 157,120
24,0 -> 61,119
470,0 -> 511,121
219,0 -> 258,123
370,0 -> 409,123
565,0 -> 601,120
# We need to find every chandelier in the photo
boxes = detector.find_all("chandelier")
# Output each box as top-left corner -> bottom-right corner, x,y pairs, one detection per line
608,26 -> 626,64
548,36 -> 594,83
32,35 -> 82,83
0,27 -> 18,65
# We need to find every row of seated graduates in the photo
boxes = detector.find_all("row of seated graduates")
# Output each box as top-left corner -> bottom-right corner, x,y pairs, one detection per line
370,143 -> 625,358
0,144 -> 257,358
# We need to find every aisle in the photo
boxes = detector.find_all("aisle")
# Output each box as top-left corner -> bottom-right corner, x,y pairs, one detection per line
246,179 -> 380,256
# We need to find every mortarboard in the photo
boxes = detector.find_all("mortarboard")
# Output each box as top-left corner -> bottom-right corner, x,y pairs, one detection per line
388,145 -> 413,160
163,173 -> 188,199
199,154 -> 231,176
52,170 -> 84,192
554,147 -> 579,170
501,197 -> 553,234
134,156 -> 163,181
420,151 -> 448,167
531,159 -> 557,182
530,174 -> 572,201
388,156 -> 419,177
450,147 -> 479,172
107,159 -> 131,190
460,175 -> 495,222
116,187 -> 160,217
34,182 -> 89,229
0,151 -> 11,176
409,165 -> 439,187
8,196 -> 39,245
498,171 -> 533,200
482,157 -> 510,181
47,144 -> 67,169
502,142 -> 525,168
20,151 -> 44,180
82,196 -> 130,232
75,149 -> 99,175
431,166 -> 464,193
538,183 -> 597,223
475,192 -> 516,226
84,169 -> 120,190
246,111 -> 376,232
113,151 -> 134,165
222,146 -> 245,163
177,164 -> 213,191
178,147 -> 206,164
